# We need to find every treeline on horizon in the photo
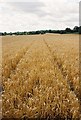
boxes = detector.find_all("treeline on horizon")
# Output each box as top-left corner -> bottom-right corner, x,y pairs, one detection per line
1,26 -> 81,36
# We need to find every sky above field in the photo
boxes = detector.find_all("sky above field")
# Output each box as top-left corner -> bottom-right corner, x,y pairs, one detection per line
0,0 -> 80,32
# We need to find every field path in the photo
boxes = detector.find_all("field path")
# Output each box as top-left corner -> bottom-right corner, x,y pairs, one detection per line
3,40 -> 34,81
2,35 -> 80,119
43,38 -> 79,100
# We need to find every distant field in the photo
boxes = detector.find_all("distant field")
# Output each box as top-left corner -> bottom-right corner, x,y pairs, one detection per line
1,34 -> 81,119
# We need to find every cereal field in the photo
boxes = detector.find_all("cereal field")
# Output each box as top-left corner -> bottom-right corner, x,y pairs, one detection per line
1,34 -> 81,119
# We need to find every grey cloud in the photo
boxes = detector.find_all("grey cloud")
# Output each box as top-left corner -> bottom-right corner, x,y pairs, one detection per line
0,0 -> 79,32
7,1 -> 48,17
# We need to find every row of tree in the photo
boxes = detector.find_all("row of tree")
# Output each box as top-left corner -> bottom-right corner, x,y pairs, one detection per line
0,26 -> 81,36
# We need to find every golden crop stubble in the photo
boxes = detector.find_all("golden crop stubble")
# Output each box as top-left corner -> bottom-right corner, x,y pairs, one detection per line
2,36 -> 80,119
2,35 -> 34,82
44,34 -> 80,98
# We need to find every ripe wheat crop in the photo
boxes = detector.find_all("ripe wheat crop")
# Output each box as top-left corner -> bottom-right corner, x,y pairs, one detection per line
1,34 -> 81,119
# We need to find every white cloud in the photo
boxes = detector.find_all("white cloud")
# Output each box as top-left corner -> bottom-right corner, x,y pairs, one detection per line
0,0 -> 80,32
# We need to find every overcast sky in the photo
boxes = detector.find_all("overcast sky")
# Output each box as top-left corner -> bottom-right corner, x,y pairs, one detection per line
0,0 -> 80,32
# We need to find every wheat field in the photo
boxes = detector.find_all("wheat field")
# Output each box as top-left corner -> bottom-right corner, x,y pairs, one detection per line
1,34 -> 81,119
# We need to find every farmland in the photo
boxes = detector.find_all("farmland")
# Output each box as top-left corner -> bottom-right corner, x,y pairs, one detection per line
1,34 -> 81,119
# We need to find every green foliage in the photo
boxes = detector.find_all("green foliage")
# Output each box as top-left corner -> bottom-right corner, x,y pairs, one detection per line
1,26 -> 81,36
